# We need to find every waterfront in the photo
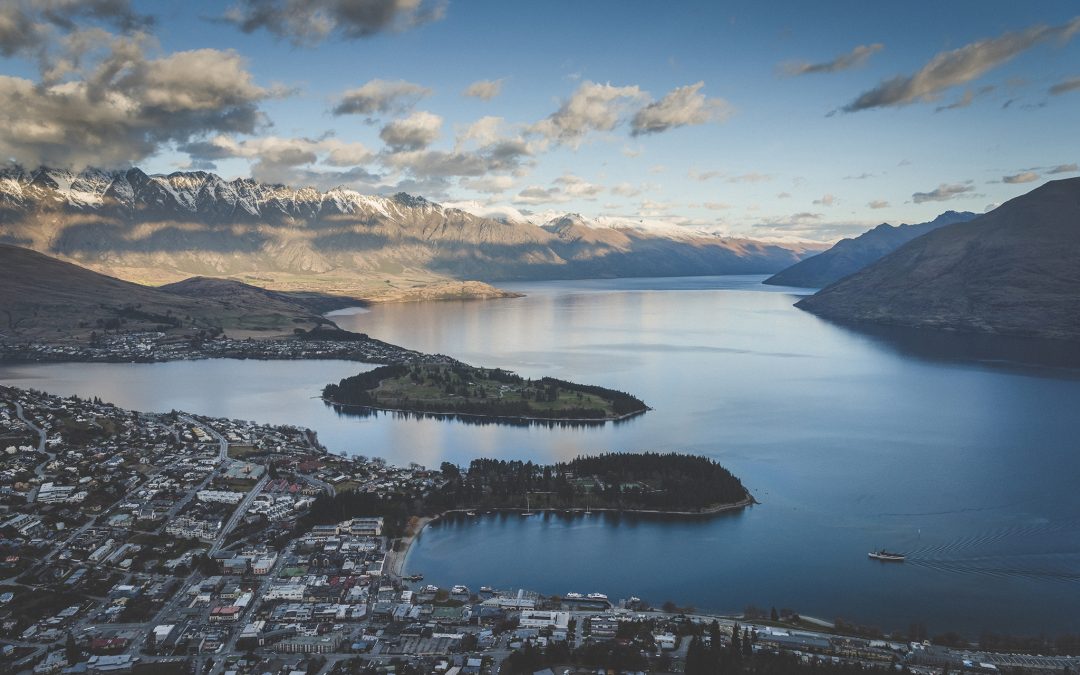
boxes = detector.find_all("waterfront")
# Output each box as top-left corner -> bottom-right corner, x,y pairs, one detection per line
2,275 -> 1079,635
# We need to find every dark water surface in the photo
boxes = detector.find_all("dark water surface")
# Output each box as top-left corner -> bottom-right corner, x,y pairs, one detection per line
2,275 -> 1079,635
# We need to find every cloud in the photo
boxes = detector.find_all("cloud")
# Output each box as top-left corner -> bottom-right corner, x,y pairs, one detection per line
1047,163 -> 1078,174
514,185 -> 569,205
813,194 -> 837,206
0,40 -> 275,168
781,43 -> 883,76
381,136 -> 532,179
0,0 -> 152,57
180,134 -> 374,183
462,79 -> 503,100
1049,76 -> 1080,95
460,175 -> 515,194
331,79 -> 431,119
912,182 -> 975,203
630,81 -> 732,135
868,199 -> 889,209
842,17 -> 1080,112
221,0 -> 444,46
726,172 -> 771,183
776,192 -> 791,199
530,80 -> 644,145
934,85 -> 995,112
1002,171 -> 1039,184
379,110 -> 442,151
611,182 -> 643,197
844,172 -> 875,180
554,173 -> 602,198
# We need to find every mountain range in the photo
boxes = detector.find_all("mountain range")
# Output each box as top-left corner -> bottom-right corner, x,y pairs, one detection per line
763,210 -> 977,288
0,166 -> 823,296
0,244 -> 349,340
797,177 -> 1080,342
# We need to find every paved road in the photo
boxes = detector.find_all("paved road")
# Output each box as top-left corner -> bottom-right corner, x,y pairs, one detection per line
13,401 -> 53,503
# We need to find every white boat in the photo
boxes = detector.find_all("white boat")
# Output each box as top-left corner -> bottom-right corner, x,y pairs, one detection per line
587,592 -> 608,601
868,549 -> 905,562
565,592 -> 584,599
451,585 -> 469,594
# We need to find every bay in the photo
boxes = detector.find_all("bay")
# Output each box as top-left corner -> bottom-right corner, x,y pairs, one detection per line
2,275 -> 1078,635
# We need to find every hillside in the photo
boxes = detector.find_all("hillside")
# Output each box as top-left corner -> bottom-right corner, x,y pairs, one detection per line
0,167 -> 820,294
0,245 -> 330,340
796,178 -> 1080,341
763,211 -> 976,288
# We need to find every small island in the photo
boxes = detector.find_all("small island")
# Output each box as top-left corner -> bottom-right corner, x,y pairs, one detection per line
322,363 -> 649,422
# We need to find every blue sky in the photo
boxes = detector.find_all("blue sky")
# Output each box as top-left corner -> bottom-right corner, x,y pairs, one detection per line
1,1 -> 1078,240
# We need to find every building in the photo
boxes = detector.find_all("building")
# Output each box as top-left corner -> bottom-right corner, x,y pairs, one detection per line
196,490 -> 245,505
519,610 -> 570,630
277,632 -> 345,654
252,554 -> 277,574
342,517 -> 383,536
36,482 -> 75,504
86,654 -> 135,674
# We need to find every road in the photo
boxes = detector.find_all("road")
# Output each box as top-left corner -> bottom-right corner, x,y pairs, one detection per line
13,400 -> 54,503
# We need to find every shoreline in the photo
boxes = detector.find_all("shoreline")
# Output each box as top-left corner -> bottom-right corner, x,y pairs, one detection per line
322,397 -> 650,424
388,494 -> 755,579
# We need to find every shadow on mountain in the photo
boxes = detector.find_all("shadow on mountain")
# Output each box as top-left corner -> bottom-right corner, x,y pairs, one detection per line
818,316 -> 1080,376
52,219 -> 271,254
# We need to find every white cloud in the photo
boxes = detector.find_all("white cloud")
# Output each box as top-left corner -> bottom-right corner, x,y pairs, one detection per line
332,79 -> 431,119
379,110 -> 442,151
630,81 -> 732,135
1049,76 -> 1080,95
530,80 -> 644,146
781,43 -> 883,76
462,79 -> 503,100
813,194 -> 837,206
843,17 -> 1080,111
0,40 -> 274,169
1002,171 -> 1039,184
912,182 -> 975,203
868,199 -> 889,209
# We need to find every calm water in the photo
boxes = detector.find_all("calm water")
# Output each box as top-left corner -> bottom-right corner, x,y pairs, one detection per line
2,275 -> 1079,635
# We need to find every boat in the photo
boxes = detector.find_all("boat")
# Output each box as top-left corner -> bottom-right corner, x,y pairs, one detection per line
868,549 -> 905,562
466,511 -> 477,516
587,592 -> 608,601
521,494 -> 534,516
403,573 -> 424,581
479,586 -> 493,593
451,585 -> 469,594
566,592 -> 584,599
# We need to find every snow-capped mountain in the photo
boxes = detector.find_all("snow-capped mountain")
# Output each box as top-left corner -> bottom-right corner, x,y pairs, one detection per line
0,166 -> 822,287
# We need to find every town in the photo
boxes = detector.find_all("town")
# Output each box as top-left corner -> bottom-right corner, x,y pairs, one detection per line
0,331 -> 457,366
1,386 -> 1077,675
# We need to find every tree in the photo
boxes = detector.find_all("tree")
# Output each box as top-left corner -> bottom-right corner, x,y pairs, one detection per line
771,606 -> 779,621
65,631 -> 78,663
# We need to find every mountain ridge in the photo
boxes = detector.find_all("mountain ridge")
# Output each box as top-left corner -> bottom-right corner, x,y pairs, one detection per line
796,178 -> 1080,342
763,210 -> 977,288
0,165 -> 823,294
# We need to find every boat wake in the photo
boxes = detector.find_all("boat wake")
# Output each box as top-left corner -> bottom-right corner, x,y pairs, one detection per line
900,520 -> 1080,584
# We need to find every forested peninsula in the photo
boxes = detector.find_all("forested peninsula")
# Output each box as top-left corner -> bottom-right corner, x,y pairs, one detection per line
302,452 -> 754,538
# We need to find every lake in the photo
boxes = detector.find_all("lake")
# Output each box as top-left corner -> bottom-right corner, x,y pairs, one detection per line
2,275 -> 1078,635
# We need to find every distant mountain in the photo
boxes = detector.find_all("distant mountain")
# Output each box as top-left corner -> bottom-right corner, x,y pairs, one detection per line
796,178 -> 1080,341
763,211 -> 977,288
0,167 -> 821,295
0,245 -> 332,340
